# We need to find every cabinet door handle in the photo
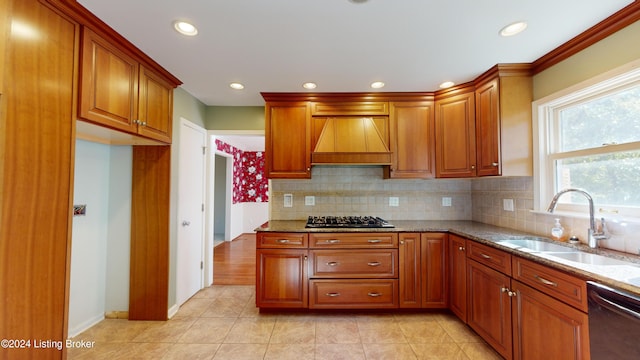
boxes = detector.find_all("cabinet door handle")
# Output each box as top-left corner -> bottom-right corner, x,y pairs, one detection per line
368,239 -> 382,243
501,287 -> 517,297
276,239 -> 290,244
480,253 -> 492,259
400,240 -> 404,245
535,275 -> 558,287
325,292 -> 340,297
458,246 -> 465,252
327,261 -> 339,266
325,239 -> 340,244
492,162 -> 499,167
471,165 -> 476,169
367,261 -> 381,267
368,292 -> 382,297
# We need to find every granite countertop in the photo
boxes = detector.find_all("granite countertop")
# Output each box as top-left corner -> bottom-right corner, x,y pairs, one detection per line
256,220 -> 640,296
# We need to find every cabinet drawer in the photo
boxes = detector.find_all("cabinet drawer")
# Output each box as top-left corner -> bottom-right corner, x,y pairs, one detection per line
310,233 -> 397,248
512,257 -> 587,312
467,241 -> 511,275
310,101 -> 389,116
310,250 -> 397,278
309,279 -> 398,309
258,232 -> 308,248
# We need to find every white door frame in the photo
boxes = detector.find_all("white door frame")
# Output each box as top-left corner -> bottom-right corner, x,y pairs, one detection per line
176,118 -> 207,304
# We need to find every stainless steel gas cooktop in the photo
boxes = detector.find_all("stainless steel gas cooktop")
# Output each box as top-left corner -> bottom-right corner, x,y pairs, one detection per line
305,216 -> 394,228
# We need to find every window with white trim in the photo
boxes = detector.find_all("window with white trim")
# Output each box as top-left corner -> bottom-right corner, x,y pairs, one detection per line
533,62 -> 640,218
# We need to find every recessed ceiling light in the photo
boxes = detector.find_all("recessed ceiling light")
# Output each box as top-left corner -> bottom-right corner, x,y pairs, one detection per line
302,82 -> 317,90
173,21 -> 198,36
500,21 -> 527,37
439,81 -> 455,89
370,81 -> 385,89
229,82 -> 244,90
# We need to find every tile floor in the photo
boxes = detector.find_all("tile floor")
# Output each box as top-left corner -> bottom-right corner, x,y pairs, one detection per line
67,285 -> 502,360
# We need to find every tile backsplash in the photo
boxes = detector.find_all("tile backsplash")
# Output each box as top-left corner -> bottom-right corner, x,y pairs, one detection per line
270,166 -> 471,221
270,166 -> 640,255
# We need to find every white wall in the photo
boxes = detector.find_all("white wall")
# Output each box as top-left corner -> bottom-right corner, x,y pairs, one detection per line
68,140 -> 110,337
242,202 -> 269,232
105,145 -> 132,311
68,140 -> 131,337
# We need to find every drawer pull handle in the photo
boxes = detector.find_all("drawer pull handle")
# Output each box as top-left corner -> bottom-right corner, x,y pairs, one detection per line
367,262 -> 381,267
276,239 -> 290,244
535,275 -> 558,287
326,239 -> 341,244
325,292 -> 340,297
327,261 -> 339,266
480,253 -> 492,259
368,239 -> 382,243
368,292 -> 382,297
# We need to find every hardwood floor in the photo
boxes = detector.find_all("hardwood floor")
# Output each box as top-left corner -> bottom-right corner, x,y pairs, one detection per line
213,233 -> 256,285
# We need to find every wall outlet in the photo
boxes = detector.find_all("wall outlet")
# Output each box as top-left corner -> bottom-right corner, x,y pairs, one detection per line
305,196 -> 315,206
442,197 -> 452,207
503,198 -> 514,212
389,197 -> 399,207
284,194 -> 293,207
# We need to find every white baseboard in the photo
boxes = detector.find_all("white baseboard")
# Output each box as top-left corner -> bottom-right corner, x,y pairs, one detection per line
167,303 -> 180,319
67,314 -> 105,338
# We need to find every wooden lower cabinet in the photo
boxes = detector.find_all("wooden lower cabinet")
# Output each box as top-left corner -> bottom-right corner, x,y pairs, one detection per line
309,279 -> 398,309
398,233 -> 448,308
449,234 -> 467,321
468,259 -> 514,359
256,249 -> 308,308
512,280 -> 590,360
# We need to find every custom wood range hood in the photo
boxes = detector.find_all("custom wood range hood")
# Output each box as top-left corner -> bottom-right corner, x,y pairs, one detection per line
311,116 -> 392,165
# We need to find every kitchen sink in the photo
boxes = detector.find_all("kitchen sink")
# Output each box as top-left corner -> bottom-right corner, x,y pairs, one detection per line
543,252 -> 632,266
496,239 -> 576,253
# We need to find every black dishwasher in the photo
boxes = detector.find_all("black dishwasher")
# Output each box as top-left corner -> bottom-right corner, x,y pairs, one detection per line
587,281 -> 640,359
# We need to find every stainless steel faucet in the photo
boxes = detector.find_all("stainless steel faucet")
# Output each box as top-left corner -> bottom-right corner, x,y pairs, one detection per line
547,188 -> 608,248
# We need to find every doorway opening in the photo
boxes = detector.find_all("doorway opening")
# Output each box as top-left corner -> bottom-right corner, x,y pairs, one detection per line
213,152 -> 232,247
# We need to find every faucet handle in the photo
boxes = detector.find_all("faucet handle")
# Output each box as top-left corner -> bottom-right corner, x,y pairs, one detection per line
595,217 -> 610,239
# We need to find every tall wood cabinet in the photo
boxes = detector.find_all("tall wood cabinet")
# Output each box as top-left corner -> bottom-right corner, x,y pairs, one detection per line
434,89 -> 477,178
264,101 -> 311,178
0,1 -> 78,358
387,101 -> 436,179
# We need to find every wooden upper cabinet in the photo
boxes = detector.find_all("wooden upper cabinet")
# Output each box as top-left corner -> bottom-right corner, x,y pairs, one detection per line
137,65 -> 173,143
79,27 -> 175,144
387,101 -> 436,179
435,89 -> 476,178
475,78 -> 501,176
475,65 -> 533,176
265,101 -> 311,178
79,27 -> 138,133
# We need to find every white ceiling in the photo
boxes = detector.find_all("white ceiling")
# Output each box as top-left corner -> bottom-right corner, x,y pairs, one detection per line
215,135 -> 265,152
78,0 -> 633,107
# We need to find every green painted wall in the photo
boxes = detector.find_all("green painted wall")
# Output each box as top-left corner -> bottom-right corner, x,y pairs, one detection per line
205,106 -> 264,130
172,87 -> 207,127
533,20 -> 640,100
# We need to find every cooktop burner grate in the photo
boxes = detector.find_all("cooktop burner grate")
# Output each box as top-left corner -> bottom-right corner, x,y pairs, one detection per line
305,216 -> 394,228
